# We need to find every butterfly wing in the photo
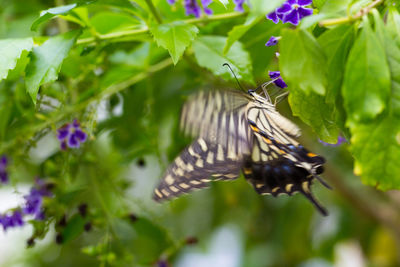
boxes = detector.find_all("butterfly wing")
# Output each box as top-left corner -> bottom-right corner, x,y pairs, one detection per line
244,98 -> 328,215
153,138 -> 243,201
180,90 -> 253,156
154,91 -> 252,201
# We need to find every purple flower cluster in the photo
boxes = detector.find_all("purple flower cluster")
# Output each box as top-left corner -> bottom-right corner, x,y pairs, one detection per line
167,0 -> 246,17
181,0 -> 213,17
57,119 -> 87,150
268,71 -> 287,88
0,211 -> 24,231
0,155 -> 8,184
23,183 -> 52,220
267,0 -> 313,26
0,179 -> 52,231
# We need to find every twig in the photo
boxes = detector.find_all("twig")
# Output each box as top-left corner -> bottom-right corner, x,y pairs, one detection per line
0,57 -> 173,154
144,0 -> 163,24
319,0 -> 384,27
76,12 -> 245,45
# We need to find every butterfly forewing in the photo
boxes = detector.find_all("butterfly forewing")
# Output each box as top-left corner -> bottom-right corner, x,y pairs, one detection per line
180,90 -> 253,156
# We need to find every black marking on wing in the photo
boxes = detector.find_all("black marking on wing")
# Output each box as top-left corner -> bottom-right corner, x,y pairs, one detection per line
153,138 -> 243,202
243,146 -> 328,216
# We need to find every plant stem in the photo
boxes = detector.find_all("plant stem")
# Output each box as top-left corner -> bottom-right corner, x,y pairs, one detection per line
76,12 -> 246,45
0,57 -> 173,154
319,0 -> 384,27
144,0 -> 163,24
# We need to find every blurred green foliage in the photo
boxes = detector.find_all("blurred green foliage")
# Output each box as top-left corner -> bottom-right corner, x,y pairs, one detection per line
0,0 -> 400,266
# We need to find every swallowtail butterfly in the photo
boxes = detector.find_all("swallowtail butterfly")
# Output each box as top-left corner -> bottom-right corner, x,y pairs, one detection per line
153,88 -> 329,215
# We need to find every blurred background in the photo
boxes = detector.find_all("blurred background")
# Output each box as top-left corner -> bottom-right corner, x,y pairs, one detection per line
1,0 -> 400,266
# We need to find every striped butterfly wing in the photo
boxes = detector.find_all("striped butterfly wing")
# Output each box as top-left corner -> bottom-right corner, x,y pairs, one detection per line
243,93 -> 328,215
153,138 -> 243,201
180,90 -> 253,156
154,90 -> 252,201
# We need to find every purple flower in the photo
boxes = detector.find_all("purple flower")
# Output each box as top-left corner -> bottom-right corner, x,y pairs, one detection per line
23,179 -> 52,220
267,0 -> 313,26
233,0 -> 245,12
57,119 -> 87,150
319,136 -> 346,147
0,211 -> 24,231
265,36 -> 279,47
167,0 -> 176,4
202,0 -> 213,15
181,0 -> 214,17
184,0 -> 202,17
0,155 -> 8,184
268,71 -> 287,88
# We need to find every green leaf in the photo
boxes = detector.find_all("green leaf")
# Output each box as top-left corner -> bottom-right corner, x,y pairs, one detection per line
313,0 -> 327,9
60,214 -> 88,244
150,21 -> 198,65
31,4 -> 77,31
224,14 -> 263,54
0,38 -> 33,81
351,115 -> 400,190
280,29 -> 327,95
342,16 -> 391,124
318,25 -> 354,104
376,9 -> 400,117
25,30 -> 80,104
288,89 -> 339,143
300,0 -> 352,29
248,0 -> 285,15
90,11 -> 141,34
192,35 -> 254,84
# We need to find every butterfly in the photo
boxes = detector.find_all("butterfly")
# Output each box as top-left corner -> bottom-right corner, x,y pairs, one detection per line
153,87 -> 330,215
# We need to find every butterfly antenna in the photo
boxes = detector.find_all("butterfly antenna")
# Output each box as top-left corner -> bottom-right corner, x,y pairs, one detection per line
223,63 -> 245,92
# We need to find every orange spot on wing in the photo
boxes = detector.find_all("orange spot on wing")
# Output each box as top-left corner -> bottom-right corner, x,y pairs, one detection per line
262,137 -> 272,144
250,125 -> 259,133
307,152 -> 317,157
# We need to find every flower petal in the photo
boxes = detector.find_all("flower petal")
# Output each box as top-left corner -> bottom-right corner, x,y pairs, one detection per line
74,130 -> 87,143
282,9 -> 300,25
265,36 -> 278,47
167,0 -> 176,4
72,119 -> 80,128
0,156 -> 7,167
298,0 -> 312,6
204,7 -> 213,15
277,3 -> 292,13
298,7 -> 313,19
268,71 -> 281,79
68,134 -> 80,148
0,172 -> 8,183
266,11 -> 279,24
274,78 -> 288,88
60,140 -> 67,150
57,126 -> 70,140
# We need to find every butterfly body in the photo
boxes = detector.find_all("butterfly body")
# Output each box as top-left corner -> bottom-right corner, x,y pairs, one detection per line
154,89 -> 329,215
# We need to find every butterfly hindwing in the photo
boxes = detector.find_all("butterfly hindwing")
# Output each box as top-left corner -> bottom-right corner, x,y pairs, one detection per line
244,100 -> 328,215
181,90 -> 253,156
153,138 -> 243,202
